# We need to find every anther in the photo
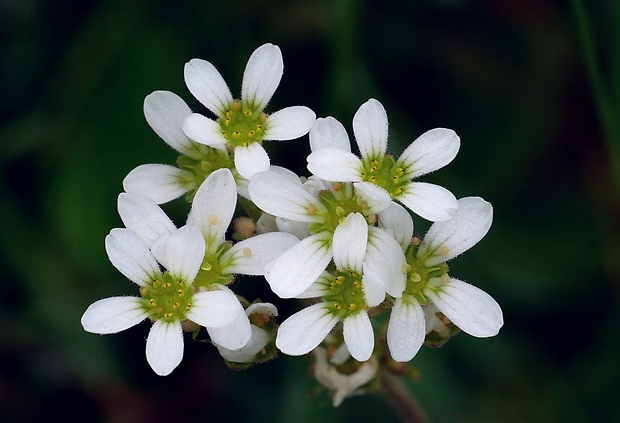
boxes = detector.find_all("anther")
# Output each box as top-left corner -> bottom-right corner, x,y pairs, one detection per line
410,236 -> 421,246
259,113 -> 267,122
410,273 -> 422,283
201,262 -> 212,271
440,246 -> 449,256
243,248 -> 252,257
348,304 -> 357,310
332,182 -> 342,191
336,206 -> 345,217
231,101 -> 242,111
209,215 -> 219,225
307,205 -> 317,216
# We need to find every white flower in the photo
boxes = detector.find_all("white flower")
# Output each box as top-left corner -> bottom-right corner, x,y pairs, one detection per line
249,170 -> 397,298
307,98 -> 460,221
183,43 -> 316,180
312,346 -> 379,407
385,197 -> 504,362
275,213 -> 403,361
81,226 -> 242,376
123,90 -> 246,204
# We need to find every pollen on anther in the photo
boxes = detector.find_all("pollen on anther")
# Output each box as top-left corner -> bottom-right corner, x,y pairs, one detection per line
307,205 -> 317,216
209,215 -> 219,225
440,245 -> 450,256
348,304 -> 357,310
243,247 -> 252,257
410,236 -> 421,246
332,182 -> 342,191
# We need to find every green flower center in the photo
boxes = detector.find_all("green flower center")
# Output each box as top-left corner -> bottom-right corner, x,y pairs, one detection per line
176,144 -> 237,202
360,155 -> 409,198
192,242 -> 235,289
323,270 -> 367,318
217,100 -> 268,147
308,182 -> 377,236
140,272 -> 194,323
402,239 -> 450,304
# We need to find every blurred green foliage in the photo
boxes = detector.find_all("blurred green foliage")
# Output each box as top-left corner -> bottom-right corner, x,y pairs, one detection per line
1,0 -> 619,422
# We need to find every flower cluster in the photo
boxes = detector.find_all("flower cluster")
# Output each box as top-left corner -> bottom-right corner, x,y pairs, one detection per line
81,43 -> 503,404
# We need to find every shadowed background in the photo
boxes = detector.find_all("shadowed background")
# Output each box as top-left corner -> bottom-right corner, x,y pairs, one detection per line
2,0 -> 619,422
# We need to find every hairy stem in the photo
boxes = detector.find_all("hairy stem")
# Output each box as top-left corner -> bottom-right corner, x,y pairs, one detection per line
381,371 -> 431,423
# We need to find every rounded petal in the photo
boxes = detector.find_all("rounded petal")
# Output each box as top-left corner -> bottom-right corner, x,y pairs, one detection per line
361,268 -> 386,307
117,193 -> 176,248
220,232 -> 299,276
105,228 -> 161,286
397,182 -> 458,222
245,302 -> 278,317
81,296 -> 146,334
275,303 -> 338,356
307,147 -> 363,182
264,106 -> 316,140
387,297 -> 425,362
275,217 -> 310,239
151,226 -> 205,282
182,113 -> 227,151
184,58 -> 233,117
332,213 -> 368,273
309,116 -> 352,152
377,201 -> 413,251
398,128 -> 460,178
187,287 -> 243,328
353,182 -> 392,213
123,164 -> 193,205
343,311 -> 374,361
146,320 -> 183,376
418,196 -> 493,266
234,143 -> 270,180
352,98 -> 388,161
241,43 -> 283,111
265,233 -> 332,298
206,307 -> 252,350
249,170 -> 323,222
425,278 -> 503,338
215,325 -> 270,363
143,90 -> 194,154
269,165 -> 304,186
187,168 -> 237,252
365,227 -> 407,298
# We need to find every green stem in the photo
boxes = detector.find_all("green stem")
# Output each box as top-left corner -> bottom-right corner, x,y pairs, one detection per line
381,371 -> 431,423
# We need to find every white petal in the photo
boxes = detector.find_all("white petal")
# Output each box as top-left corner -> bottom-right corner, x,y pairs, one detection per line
241,43 -> 283,111
269,165 -> 304,185
309,116 -> 352,152
275,217 -> 310,239
207,307 -> 252,350
215,325 -> 270,363
265,233 -> 332,298
184,58 -> 233,117
398,128 -> 460,178
361,268 -> 386,307
81,296 -> 146,334
377,201 -> 413,251
353,182 -> 392,213
187,168 -> 237,253
143,90 -> 194,154
264,106 -> 316,140
418,196 -> 493,266
249,170 -> 323,222
365,227 -> 407,298
123,164 -> 193,205
105,228 -> 161,286
220,232 -> 299,276
117,193 -> 176,248
387,297 -> 425,362
151,226 -> 205,282
307,147 -> 363,182
234,143 -> 270,180
182,113 -> 227,151
343,311 -> 374,361
245,302 -> 278,317
352,99 -> 388,161
187,288 -> 243,328
425,278 -> 503,338
332,213 -> 368,273
397,182 -> 458,222
146,320 -> 184,376
275,303 -> 338,355
256,213 -> 278,234
296,272 -> 333,299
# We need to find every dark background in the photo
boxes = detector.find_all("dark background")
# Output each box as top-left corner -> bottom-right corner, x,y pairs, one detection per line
2,0 -> 619,422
